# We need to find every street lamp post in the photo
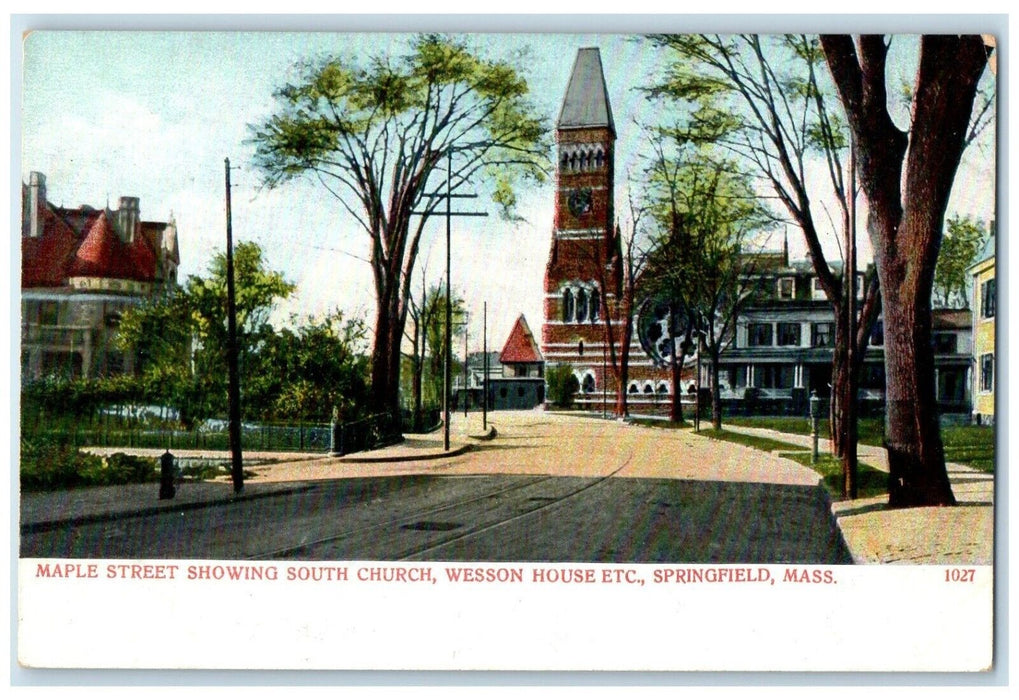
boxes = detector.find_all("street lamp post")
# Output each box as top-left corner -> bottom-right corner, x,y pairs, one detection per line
810,390 -> 820,464
463,311 -> 470,417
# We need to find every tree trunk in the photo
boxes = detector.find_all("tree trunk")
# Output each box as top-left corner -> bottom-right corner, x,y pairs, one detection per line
821,34 -> 987,507
710,349 -> 722,430
615,315 -> 632,418
369,285 -> 406,419
882,281 -> 955,506
670,349 -> 685,423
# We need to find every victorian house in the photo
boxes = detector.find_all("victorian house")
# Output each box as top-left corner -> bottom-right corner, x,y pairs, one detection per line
713,244 -> 973,418
21,171 -> 180,380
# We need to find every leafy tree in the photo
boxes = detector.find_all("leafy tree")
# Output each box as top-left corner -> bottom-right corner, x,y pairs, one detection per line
422,285 -> 466,411
256,311 -> 371,422
545,364 -> 579,409
933,215 -> 987,309
402,272 -> 451,428
249,34 -> 548,420
646,34 -> 883,497
117,242 -> 295,426
821,34 -> 992,506
642,145 -> 773,429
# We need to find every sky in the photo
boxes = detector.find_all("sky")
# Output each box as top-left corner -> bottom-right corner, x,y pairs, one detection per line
19,29 -> 997,355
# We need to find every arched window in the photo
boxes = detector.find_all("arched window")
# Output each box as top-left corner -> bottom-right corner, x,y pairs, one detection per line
582,374 -> 596,394
577,340 -> 584,356
589,290 -> 600,322
628,382 -> 640,394
580,151 -> 590,170
643,383 -> 654,395
595,149 -> 604,169
561,152 -> 570,170
576,289 -> 588,323
562,289 -> 575,322
569,153 -> 578,171
657,383 -> 669,396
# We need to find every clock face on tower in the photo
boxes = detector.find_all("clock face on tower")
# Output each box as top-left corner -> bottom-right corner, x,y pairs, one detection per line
567,187 -> 593,217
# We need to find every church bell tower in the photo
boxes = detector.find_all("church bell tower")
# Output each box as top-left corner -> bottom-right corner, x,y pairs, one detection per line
541,47 -> 621,405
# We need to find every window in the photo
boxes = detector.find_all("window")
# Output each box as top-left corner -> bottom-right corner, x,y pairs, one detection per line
870,321 -> 884,347
39,301 -> 59,326
777,322 -> 801,346
562,289 -> 574,322
628,382 -> 639,394
932,333 -> 958,354
590,291 -> 599,322
811,323 -> 834,347
582,374 -> 595,394
980,353 -> 994,392
576,289 -> 588,322
753,365 -> 795,389
981,278 -> 996,319
748,323 -> 773,347
657,383 -> 669,396
777,277 -> 795,300
812,277 -> 827,301
577,341 -> 584,357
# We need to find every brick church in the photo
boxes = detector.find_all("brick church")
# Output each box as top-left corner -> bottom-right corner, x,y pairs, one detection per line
541,48 -> 689,416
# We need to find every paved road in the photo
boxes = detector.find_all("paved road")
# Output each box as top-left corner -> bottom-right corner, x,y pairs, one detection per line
20,412 -> 851,563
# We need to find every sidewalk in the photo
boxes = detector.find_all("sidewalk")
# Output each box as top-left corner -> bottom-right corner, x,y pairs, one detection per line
21,418 -> 494,532
723,423 -> 995,564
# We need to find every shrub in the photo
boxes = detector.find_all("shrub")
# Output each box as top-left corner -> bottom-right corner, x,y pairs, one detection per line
20,439 -> 158,492
546,364 -> 580,408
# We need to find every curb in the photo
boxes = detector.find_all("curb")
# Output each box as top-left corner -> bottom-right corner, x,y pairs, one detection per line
335,442 -> 471,464
467,425 -> 498,441
20,483 -> 315,535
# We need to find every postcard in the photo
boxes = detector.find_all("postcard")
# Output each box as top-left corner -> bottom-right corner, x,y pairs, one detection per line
14,25 -> 997,673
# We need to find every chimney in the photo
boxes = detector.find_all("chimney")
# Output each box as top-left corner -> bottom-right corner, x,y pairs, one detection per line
28,171 -> 46,238
117,196 -> 140,242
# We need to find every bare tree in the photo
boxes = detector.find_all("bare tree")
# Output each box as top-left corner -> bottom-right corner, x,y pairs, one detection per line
647,34 -> 881,493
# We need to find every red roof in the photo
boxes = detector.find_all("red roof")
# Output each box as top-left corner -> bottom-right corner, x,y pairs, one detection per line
23,202 -> 159,287
66,211 -> 156,282
21,208 -> 79,287
500,315 -> 543,364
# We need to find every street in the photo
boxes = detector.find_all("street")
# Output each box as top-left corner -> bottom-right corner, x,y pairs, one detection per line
21,412 -> 851,564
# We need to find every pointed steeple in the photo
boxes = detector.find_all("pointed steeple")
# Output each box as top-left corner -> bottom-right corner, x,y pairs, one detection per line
557,47 -> 615,135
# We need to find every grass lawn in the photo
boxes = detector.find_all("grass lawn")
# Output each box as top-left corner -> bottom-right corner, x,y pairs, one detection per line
697,428 -> 801,454
696,428 -> 886,500
722,416 -> 995,472
780,453 -> 888,499
942,425 -> 996,473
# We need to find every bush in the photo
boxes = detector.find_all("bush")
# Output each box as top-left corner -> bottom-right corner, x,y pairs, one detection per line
20,439 -> 158,492
546,364 -> 580,408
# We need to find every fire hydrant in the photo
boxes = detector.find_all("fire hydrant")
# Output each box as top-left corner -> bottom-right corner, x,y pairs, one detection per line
159,450 -> 176,500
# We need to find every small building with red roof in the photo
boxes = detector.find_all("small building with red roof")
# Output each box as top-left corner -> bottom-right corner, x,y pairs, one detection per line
499,314 -> 544,379
21,171 -> 180,379
454,314 -> 546,412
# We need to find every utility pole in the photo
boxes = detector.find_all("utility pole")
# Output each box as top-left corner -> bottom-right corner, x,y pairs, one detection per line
415,152 -> 487,451
483,301 -> 488,430
463,311 -> 470,417
224,158 -> 243,493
